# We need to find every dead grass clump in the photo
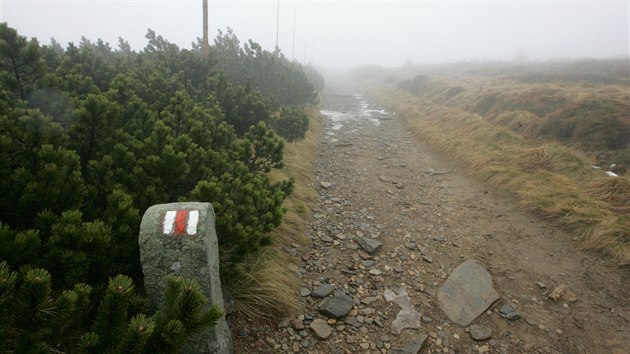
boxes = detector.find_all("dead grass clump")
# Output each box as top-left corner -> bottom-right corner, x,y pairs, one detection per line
230,249 -> 300,320
588,177 -> 630,212
540,98 -> 630,150
583,217 -> 630,267
496,110 -> 544,137
518,144 -> 591,176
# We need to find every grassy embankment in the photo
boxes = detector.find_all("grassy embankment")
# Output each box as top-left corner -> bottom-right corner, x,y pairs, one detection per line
362,62 -> 629,266
229,106 -> 322,319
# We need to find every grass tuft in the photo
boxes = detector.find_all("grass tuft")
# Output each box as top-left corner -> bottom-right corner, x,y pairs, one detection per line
588,177 -> 630,213
230,248 -> 300,320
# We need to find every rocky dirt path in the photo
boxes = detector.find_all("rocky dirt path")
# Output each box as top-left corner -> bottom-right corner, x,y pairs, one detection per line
234,83 -> 630,354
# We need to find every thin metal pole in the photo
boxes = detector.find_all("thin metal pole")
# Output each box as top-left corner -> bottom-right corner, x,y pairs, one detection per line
203,0 -> 209,58
292,8 -> 296,61
275,0 -> 280,49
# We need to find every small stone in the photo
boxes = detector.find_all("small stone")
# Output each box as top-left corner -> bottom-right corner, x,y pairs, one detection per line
356,236 -> 383,254
346,335 -> 356,344
290,318 -> 305,330
478,344 -> 490,353
265,337 -> 276,347
321,236 -> 334,243
278,318 -> 290,328
292,341 -> 300,352
320,181 -> 332,189
388,334 -> 428,354
369,268 -> 383,275
498,301 -> 521,320
362,296 -> 378,305
469,325 -> 492,341
548,284 -> 567,302
362,260 -> 376,267
300,339 -> 310,348
254,339 -> 269,349
404,242 -> 417,250
536,282 -> 546,289
374,318 -> 384,327
299,288 -> 311,297
238,328 -> 249,338
312,284 -> 335,298
422,316 -> 433,323
422,255 -> 433,263
310,318 -> 332,339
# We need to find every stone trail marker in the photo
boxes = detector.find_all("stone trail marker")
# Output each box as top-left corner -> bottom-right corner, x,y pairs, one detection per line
139,202 -> 232,353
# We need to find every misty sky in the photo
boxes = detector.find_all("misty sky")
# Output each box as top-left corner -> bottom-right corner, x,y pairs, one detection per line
1,1 -> 628,69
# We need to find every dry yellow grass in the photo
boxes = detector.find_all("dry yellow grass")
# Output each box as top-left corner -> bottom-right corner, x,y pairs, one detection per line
269,105 -> 322,247
230,248 -> 300,320
368,85 -> 630,266
588,177 -> 630,212
231,106 -> 321,318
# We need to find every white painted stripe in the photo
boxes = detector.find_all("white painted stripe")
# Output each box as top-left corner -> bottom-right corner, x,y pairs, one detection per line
187,210 -> 199,235
163,210 -> 177,234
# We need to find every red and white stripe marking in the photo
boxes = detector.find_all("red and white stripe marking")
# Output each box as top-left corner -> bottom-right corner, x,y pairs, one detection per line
163,210 -> 199,236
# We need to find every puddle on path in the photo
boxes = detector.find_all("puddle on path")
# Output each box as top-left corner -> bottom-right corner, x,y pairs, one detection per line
319,93 -> 391,135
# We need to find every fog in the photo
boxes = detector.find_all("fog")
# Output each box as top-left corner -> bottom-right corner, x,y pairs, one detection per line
1,0 -> 628,70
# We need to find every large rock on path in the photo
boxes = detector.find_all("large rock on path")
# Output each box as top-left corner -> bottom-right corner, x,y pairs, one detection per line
388,334 -> 428,354
437,260 -> 500,326
356,236 -> 383,254
318,290 -> 354,319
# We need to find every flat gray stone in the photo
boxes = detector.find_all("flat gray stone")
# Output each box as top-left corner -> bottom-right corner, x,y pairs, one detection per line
437,260 -> 500,326
310,318 -> 332,339
312,284 -> 334,298
384,286 -> 422,335
318,290 -> 354,319
469,324 -> 492,341
356,236 -> 383,254
388,334 -> 428,354
299,287 -> 311,297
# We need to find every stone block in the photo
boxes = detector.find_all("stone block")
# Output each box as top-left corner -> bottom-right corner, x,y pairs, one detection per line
139,202 -> 232,353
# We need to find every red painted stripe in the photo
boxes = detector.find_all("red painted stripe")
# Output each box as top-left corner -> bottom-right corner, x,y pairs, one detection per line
174,210 -> 189,236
